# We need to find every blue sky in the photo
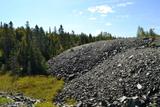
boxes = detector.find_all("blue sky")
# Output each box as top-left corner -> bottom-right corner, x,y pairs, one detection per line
0,0 -> 160,37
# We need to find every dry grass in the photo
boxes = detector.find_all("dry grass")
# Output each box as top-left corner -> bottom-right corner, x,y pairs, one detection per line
0,74 -> 16,92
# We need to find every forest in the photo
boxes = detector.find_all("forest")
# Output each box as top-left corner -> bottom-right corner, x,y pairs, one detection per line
0,21 -> 114,76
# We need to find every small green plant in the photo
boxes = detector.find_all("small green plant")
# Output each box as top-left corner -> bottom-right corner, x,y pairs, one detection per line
0,97 -> 13,105
65,98 -> 77,106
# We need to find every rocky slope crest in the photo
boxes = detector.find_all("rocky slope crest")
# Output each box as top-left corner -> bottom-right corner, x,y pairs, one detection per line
48,38 -> 160,107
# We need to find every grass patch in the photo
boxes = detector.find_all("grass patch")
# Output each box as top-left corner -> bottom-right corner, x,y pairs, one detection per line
0,97 -> 13,105
35,102 -> 56,107
65,98 -> 77,106
0,74 -> 64,107
0,74 -> 16,92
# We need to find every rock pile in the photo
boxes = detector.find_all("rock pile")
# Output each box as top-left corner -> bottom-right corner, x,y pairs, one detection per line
48,38 -> 145,81
0,92 -> 40,107
48,38 -> 160,106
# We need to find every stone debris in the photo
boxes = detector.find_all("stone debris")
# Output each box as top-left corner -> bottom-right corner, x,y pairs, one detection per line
48,38 -> 145,81
0,92 -> 40,107
48,38 -> 160,107
137,83 -> 142,90
118,96 -> 127,102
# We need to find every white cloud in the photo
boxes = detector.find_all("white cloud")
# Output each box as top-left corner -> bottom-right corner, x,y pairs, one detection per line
88,17 -> 97,20
105,22 -> 112,26
88,5 -> 113,14
117,2 -> 134,7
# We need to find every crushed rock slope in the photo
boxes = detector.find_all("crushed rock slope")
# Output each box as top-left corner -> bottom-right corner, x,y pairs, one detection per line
48,38 -> 145,80
48,38 -> 160,106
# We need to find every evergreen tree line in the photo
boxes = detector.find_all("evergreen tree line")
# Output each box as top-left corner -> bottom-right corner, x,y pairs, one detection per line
137,26 -> 159,38
0,21 -> 115,75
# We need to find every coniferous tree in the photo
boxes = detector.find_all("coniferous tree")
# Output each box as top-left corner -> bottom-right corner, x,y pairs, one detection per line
149,28 -> 156,38
58,25 -> 64,35
137,26 -> 146,38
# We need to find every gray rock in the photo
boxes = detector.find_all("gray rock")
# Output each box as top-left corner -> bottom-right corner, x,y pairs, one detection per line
49,38 -> 160,106
48,38 -> 145,81
0,92 -> 40,107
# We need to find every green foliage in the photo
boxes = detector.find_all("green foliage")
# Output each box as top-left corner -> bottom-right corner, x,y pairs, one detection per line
65,98 -> 77,106
137,26 -> 146,38
0,21 -> 115,75
137,26 -> 158,38
96,32 -> 114,41
0,97 -> 13,105
0,49 -> 3,57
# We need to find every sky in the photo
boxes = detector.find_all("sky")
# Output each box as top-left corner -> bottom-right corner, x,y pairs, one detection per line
0,0 -> 160,37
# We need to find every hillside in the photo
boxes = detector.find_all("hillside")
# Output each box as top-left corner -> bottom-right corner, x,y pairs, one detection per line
48,38 -> 160,107
48,38 -> 145,80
